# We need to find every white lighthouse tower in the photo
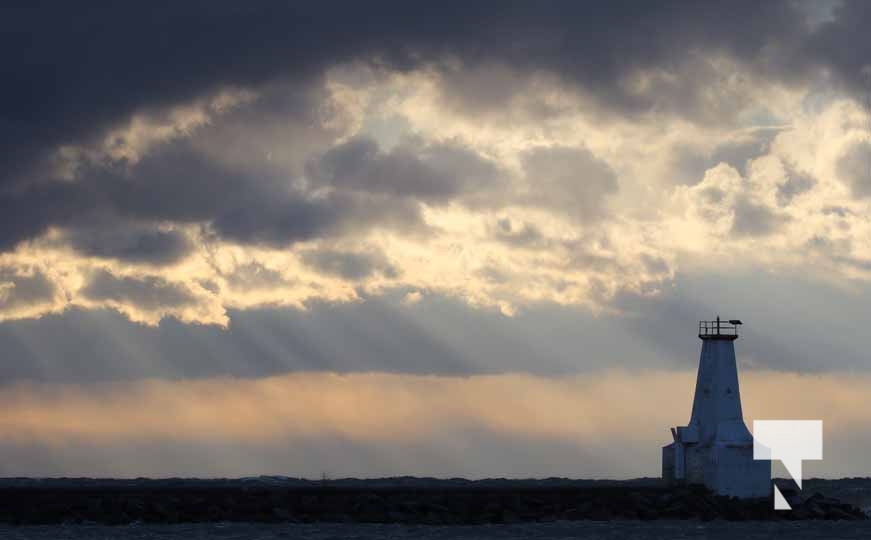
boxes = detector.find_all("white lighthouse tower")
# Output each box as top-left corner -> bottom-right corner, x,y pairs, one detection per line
662,317 -> 770,498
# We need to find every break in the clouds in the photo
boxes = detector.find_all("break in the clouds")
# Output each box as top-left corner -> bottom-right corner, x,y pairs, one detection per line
1,1 -> 871,477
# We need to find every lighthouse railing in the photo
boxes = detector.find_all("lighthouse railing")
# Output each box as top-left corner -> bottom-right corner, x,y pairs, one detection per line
698,320 -> 739,337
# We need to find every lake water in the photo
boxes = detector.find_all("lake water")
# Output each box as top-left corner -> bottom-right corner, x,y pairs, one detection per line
3,521 -> 871,540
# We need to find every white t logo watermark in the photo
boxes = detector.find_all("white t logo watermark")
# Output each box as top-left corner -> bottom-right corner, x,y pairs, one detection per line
753,420 -> 823,510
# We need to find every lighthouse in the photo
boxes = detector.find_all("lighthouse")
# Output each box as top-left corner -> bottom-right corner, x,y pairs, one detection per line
662,317 -> 770,498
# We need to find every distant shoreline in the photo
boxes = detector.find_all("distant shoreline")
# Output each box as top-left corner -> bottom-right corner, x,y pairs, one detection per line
0,476 -> 664,489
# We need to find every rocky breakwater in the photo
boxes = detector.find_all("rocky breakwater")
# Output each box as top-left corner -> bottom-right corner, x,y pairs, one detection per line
0,479 -> 866,525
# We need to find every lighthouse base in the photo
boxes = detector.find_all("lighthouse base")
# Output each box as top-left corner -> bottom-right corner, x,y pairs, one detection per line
663,439 -> 770,498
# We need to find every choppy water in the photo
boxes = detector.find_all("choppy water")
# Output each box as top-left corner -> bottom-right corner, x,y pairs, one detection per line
3,522 -> 871,540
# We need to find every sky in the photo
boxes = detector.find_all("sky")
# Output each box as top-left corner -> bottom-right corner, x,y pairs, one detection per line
1,0 -> 871,478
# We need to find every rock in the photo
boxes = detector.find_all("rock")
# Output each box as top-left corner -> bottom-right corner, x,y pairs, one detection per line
825,507 -> 858,520
272,507 -> 292,520
559,507 -> 580,520
500,509 -> 520,523
588,505 -> 613,520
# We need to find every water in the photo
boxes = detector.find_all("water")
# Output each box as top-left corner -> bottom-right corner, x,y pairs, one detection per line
3,522 -> 871,540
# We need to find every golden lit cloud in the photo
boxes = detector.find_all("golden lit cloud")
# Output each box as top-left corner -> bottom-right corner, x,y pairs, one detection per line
0,60 -> 867,326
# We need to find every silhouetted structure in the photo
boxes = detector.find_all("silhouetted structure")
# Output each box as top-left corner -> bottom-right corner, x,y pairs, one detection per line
662,317 -> 770,498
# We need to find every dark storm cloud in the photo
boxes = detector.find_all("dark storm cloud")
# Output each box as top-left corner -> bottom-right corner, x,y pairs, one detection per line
0,179 -> 95,252
301,249 -> 399,281
1,1 -> 868,254
418,2 -> 816,124
4,1 -> 861,189
91,134 -> 426,247
306,136 -> 502,201
0,2 -> 362,188
64,227 -> 193,265
0,144 -> 227,251
211,192 -> 385,247
0,139 -> 426,252
804,1 -> 871,97
81,269 -> 196,310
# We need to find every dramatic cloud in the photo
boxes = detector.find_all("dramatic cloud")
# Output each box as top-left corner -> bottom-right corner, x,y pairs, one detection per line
63,227 -> 193,265
301,249 -> 399,281
307,136 -> 503,201
0,0 -> 868,324
0,2 -> 845,183
3,2 -> 871,478
81,270 -> 197,311
66,268 -> 223,326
